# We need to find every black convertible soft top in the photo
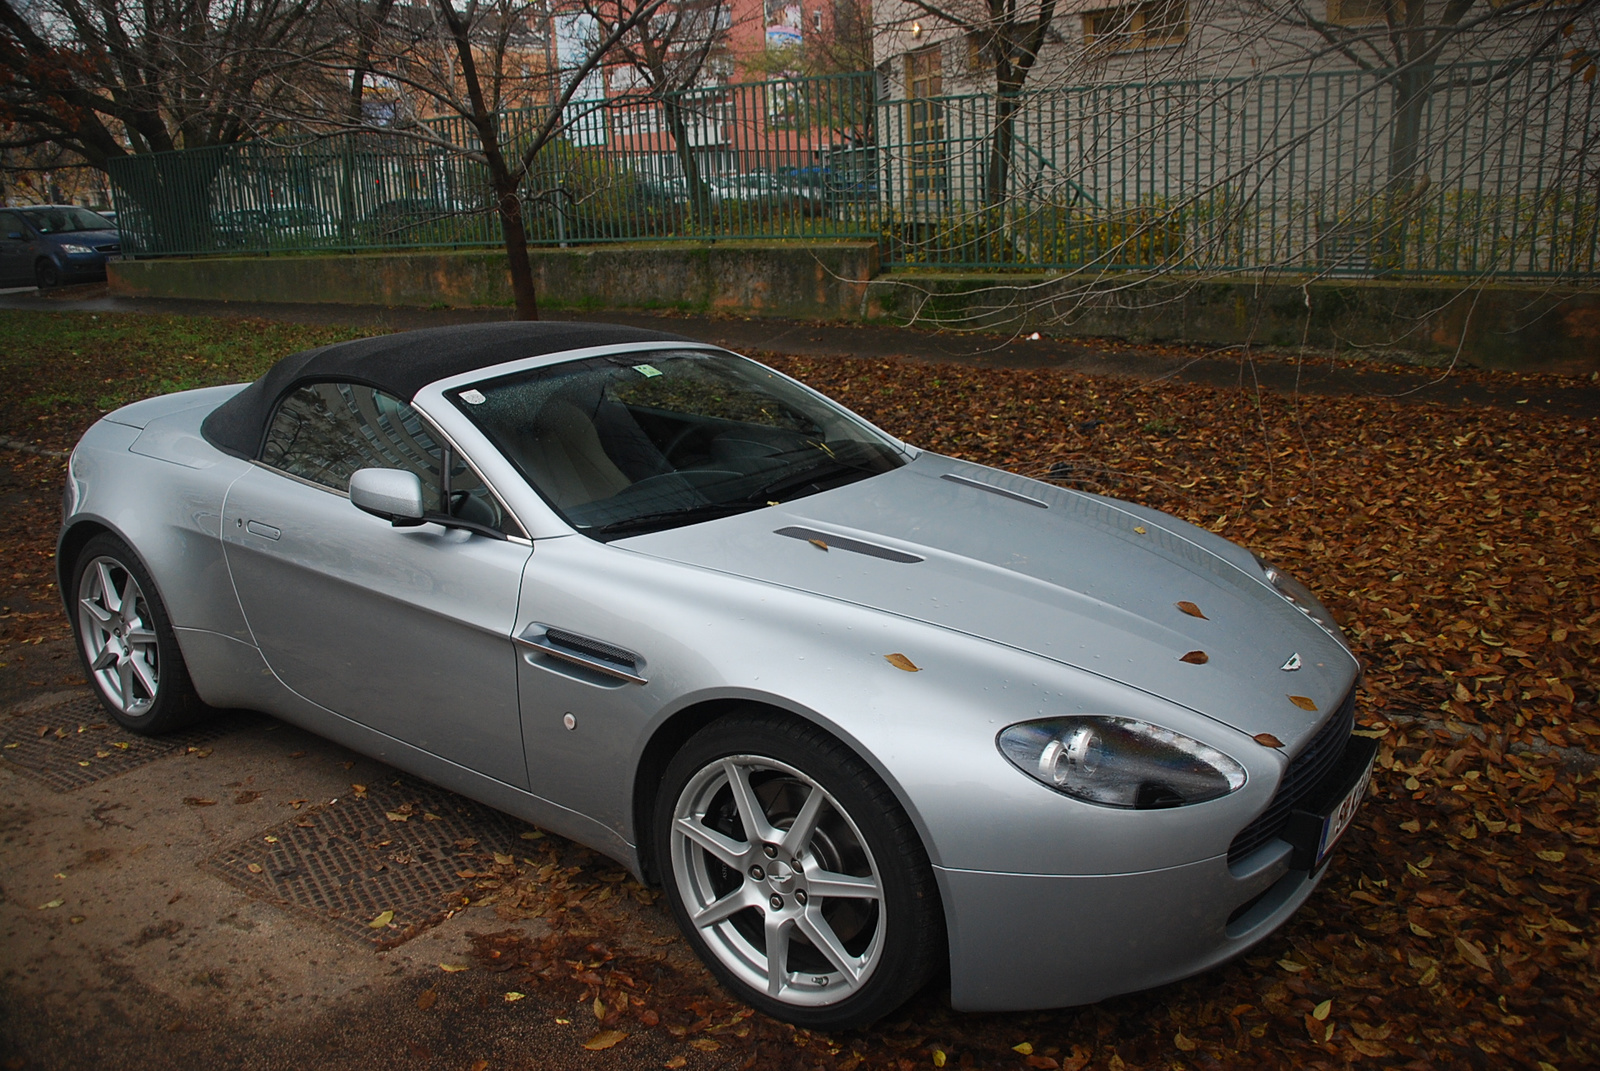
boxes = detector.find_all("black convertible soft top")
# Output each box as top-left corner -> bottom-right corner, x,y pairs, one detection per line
201,321 -> 695,459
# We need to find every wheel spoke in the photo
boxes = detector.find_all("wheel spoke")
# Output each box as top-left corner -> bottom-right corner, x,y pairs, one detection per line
690,885 -> 754,928
764,913 -> 793,997
79,595 -> 113,625
796,910 -> 862,985
117,576 -> 141,625
116,659 -> 136,711
94,562 -> 122,613
722,759 -> 779,845
805,867 -> 881,902
673,814 -> 747,870
128,654 -> 158,698
125,627 -> 157,648
778,784 -> 826,858
90,645 -> 118,671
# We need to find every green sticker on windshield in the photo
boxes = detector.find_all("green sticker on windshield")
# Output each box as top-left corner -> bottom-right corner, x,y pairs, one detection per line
632,364 -> 663,378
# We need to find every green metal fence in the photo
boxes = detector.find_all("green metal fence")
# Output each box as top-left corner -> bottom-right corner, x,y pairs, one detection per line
107,61 -> 1600,280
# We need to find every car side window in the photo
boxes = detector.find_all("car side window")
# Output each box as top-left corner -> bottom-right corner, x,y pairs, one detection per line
261,382 -> 521,537
0,211 -> 25,238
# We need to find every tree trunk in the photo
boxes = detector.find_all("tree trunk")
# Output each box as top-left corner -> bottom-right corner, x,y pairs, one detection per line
663,94 -> 710,222
1378,64 -> 1433,274
497,181 -> 540,320
986,91 -> 1020,208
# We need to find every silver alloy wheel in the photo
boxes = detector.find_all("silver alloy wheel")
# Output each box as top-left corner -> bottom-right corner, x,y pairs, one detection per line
669,754 -> 885,1008
77,555 -> 161,716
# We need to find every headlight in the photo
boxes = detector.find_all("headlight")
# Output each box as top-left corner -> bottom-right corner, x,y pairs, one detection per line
1253,553 -> 1345,641
997,717 -> 1246,808
59,243 -> 94,255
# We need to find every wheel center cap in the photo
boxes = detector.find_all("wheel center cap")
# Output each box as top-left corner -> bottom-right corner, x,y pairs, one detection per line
767,859 -> 794,887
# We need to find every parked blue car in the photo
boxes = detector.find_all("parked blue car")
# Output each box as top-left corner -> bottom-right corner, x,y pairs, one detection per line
0,205 -> 120,288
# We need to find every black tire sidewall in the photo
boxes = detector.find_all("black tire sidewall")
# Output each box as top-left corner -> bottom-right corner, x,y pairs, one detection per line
35,258 -> 60,288
69,533 -> 200,734
653,711 -> 942,1030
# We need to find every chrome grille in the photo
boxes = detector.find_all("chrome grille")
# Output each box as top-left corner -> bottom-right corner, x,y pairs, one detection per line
1228,687 -> 1357,865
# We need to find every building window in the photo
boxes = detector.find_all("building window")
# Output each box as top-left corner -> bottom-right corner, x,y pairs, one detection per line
1082,0 -> 1188,51
1327,0 -> 1388,25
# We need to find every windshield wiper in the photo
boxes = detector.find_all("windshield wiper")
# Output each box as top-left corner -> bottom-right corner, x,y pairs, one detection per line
745,455 -> 877,504
587,499 -> 764,539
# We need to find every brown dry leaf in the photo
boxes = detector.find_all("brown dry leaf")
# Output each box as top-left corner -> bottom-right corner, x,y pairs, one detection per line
1349,1037 -> 1392,1058
593,996 -> 606,1019
470,1062 -> 488,1071
1180,650 -> 1210,664
1287,695 -> 1318,711
885,652 -> 920,672
583,1030 -> 627,1051
182,797 -> 216,807
664,1059 -> 687,1070
807,538 -> 829,551
416,987 -> 437,1011
384,811 -> 409,823
1176,600 -> 1208,619
1024,1057 -> 1059,1070
1456,936 -> 1492,971
688,1038 -> 720,1052
1174,1031 -> 1199,1051
1254,733 -> 1284,748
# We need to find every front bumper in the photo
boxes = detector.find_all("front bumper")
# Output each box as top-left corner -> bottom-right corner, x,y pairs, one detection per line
938,842 -> 1324,1011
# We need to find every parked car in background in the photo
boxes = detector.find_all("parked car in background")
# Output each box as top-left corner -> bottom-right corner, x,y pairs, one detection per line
213,206 -> 329,249
0,205 -> 120,287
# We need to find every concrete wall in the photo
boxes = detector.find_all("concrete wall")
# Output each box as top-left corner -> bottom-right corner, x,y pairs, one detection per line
864,272 -> 1600,375
109,242 -> 880,322
108,245 -> 1600,374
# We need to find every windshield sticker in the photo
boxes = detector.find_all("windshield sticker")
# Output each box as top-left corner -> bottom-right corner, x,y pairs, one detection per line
459,388 -> 486,405
632,364 -> 663,378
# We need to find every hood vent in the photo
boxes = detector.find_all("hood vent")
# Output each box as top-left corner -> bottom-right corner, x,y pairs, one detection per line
775,526 -> 923,563
940,472 -> 1049,509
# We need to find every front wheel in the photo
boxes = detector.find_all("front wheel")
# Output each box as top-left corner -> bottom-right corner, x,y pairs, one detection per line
34,258 -> 61,288
654,712 -> 942,1029
70,533 -> 205,734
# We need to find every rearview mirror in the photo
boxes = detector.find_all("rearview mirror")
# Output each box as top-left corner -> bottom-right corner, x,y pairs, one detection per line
349,468 -> 424,525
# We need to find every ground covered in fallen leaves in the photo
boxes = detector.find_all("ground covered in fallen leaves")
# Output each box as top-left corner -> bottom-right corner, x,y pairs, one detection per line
2,310 -> 1595,1070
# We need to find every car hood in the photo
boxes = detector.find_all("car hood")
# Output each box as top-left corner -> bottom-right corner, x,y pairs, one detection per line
47,228 -> 118,243
621,452 -> 1356,747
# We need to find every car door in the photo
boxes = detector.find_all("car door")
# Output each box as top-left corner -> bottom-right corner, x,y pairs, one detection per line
221,380 -> 535,788
0,211 -> 32,286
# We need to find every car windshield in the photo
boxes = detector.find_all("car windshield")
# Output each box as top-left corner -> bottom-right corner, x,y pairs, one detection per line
18,207 -> 114,233
454,349 -> 908,539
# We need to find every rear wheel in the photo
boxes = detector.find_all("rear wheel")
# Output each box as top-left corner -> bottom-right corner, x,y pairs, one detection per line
654,711 -> 942,1029
34,258 -> 61,288
70,533 -> 205,734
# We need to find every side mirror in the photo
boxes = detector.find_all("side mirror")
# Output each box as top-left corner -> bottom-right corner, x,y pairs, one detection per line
5,232 -> 22,240
349,468 -> 424,525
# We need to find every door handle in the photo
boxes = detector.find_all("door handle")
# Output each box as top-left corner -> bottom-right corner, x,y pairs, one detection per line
245,520 -> 281,540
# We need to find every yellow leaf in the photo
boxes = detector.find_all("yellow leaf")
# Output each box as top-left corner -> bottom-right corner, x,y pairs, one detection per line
504,991 -> 525,1002
368,909 -> 394,928
440,963 -> 469,972
1288,695 -> 1318,711
1351,727 -> 1388,739
246,863 -> 263,874
593,996 -> 606,1019
933,1050 -> 947,1067
1012,1042 -> 1034,1055
1536,850 -> 1565,862
385,811 -> 409,822
885,652 -> 920,672
1277,959 -> 1306,973
1133,526 -> 1147,535
1312,999 -> 1332,1021
520,830 -> 545,840
493,853 -> 514,866
665,1058 -> 688,1069
1455,936 -> 1491,972
808,538 -> 829,551
1254,733 -> 1284,748
584,1030 -> 627,1051
1174,1032 -> 1198,1051
689,1038 -> 720,1052
1409,921 -> 1433,938
1175,601 -> 1207,619
37,899 -> 64,910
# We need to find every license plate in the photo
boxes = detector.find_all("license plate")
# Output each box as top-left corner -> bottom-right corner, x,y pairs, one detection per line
1314,749 -> 1374,866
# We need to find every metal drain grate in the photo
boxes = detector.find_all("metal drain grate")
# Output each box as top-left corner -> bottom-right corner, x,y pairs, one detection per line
204,775 -> 530,948
0,694 -> 248,792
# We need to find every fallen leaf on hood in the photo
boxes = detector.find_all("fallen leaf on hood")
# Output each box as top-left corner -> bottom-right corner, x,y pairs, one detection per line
885,653 -> 920,672
1287,695 -> 1318,711
1133,526 -> 1147,535
1254,733 -> 1284,748
584,1031 -> 627,1051
1180,650 -> 1210,664
808,538 -> 828,551
368,909 -> 394,928
1176,601 -> 1208,619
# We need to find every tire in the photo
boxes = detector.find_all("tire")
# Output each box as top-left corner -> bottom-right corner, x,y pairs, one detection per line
69,533 -> 205,734
34,258 -> 61,288
653,711 -> 943,1029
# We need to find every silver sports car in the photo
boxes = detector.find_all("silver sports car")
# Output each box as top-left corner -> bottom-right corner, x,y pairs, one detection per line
59,323 -> 1374,1028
